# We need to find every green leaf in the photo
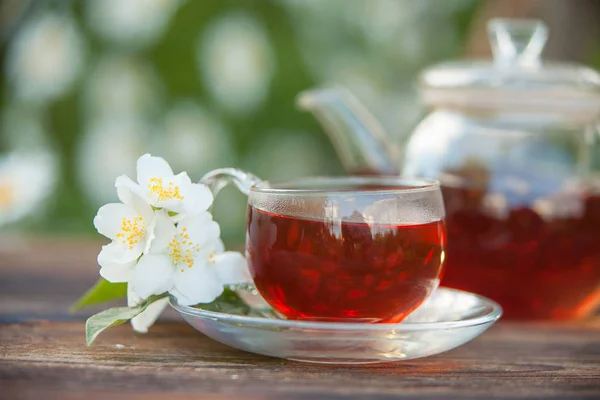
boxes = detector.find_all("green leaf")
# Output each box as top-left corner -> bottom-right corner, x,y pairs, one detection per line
71,278 -> 127,312
198,287 -> 251,315
195,288 -> 278,319
85,306 -> 143,346
85,295 -> 165,346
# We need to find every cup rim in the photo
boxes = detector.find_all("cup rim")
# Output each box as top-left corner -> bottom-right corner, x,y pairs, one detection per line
249,176 -> 441,195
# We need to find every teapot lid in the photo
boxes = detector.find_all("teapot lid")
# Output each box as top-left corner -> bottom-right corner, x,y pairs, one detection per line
419,19 -> 600,116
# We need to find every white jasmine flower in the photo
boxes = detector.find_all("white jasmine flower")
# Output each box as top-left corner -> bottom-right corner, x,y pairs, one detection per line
0,151 -> 58,227
198,11 -> 275,115
5,11 -> 85,102
162,100 -> 235,174
90,154 -> 250,335
133,211 -> 250,305
85,0 -> 183,49
83,54 -> 163,120
93,187 -> 155,282
116,154 -> 213,216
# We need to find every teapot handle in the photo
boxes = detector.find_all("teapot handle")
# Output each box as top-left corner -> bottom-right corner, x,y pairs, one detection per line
200,168 -> 263,198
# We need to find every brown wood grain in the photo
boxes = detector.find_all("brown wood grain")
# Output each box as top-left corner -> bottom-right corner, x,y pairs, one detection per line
1,237 -> 600,399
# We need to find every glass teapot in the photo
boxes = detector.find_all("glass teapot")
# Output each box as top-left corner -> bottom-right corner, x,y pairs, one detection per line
297,19 -> 600,319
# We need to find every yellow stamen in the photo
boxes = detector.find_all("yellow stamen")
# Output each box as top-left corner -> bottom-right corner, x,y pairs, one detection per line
0,183 -> 14,208
168,231 -> 201,271
115,216 -> 145,249
208,251 -> 216,264
147,177 -> 184,202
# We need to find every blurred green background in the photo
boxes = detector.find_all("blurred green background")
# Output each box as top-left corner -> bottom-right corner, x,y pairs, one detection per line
1,0 -> 598,245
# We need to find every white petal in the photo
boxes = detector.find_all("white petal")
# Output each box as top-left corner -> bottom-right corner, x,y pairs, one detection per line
170,212 -> 186,224
171,262 -> 223,305
127,282 -> 142,307
135,203 -> 155,226
133,254 -> 174,299
156,196 -> 186,214
145,210 -> 176,254
98,240 -> 141,267
93,203 -> 136,240
181,182 -> 214,215
174,171 -> 192,185
99,261 -> 135,283
116,175 -> 154,215
214,238 -> 225,253
178,212 -> 221,249
195,237 -> 225,260
131,297 -> 169,333
211,251 -> 251,285
115,175 -> 143,204
137,153 -> 174,185
185,209 -> 213,225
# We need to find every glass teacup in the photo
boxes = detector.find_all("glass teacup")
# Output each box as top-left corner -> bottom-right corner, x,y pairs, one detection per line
202,169 -> 446,323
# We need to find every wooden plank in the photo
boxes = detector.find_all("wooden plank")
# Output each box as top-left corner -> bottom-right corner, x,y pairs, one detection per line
0,237 -> 180,322
1,320 -> 599,399
1,237 -> 600,399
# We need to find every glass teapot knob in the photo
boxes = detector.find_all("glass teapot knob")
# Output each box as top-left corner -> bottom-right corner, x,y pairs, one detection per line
488,18 -> 548,67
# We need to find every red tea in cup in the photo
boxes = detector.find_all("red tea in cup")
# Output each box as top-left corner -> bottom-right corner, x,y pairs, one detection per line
246,206 -> 445,322
241,177 -> 446,322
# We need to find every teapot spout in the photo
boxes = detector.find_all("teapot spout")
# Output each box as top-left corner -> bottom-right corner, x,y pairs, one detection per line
297,87 -> 398,175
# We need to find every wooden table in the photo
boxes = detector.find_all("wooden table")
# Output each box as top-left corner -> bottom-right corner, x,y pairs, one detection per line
1,238 -> 599,399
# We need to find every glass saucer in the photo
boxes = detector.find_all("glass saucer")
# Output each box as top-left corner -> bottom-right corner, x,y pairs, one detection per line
170,287 -> 502,364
